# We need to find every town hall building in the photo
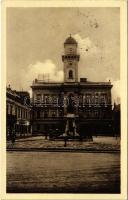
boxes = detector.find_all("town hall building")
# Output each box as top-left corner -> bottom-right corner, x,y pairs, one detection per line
31,36 -> 113,138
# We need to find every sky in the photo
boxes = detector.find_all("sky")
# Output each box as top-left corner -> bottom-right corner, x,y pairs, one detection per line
6,7 -> 120,103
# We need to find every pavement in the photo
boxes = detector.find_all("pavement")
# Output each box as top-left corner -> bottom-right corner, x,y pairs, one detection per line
7,151 -> 120,193
7,136 -> 120,152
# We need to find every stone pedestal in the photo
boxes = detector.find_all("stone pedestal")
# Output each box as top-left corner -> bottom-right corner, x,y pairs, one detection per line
63,114 -> 79,137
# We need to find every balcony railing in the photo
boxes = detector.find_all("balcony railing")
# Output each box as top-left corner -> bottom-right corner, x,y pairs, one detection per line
32,102 -> 112,108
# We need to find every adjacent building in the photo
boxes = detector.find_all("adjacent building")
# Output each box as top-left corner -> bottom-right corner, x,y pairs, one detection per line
6,86 -> 32,139
113,103 -> 120,136
31,36 -> 113,137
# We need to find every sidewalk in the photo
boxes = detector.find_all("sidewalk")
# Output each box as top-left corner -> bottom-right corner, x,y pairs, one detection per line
7,136 -> 120,152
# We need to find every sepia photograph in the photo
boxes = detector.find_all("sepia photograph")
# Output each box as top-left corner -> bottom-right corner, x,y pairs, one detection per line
1,0 -> 127,199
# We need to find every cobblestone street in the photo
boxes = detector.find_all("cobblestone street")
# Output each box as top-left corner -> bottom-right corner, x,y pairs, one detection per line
7,151 -> 120,193
7,136 -> 120,193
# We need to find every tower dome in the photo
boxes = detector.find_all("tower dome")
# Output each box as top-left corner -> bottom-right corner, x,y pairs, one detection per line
64,35 -> 77,45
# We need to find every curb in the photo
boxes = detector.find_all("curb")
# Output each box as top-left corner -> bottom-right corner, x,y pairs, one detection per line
7,148 -> 120,153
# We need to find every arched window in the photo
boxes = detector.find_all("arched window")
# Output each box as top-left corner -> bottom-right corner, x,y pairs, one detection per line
37,110 -> 40,118
69,70 -> 73,79
44,111 -> 48,118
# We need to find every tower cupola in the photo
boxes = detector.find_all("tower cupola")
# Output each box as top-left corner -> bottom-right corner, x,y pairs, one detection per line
64,35 -> 77,46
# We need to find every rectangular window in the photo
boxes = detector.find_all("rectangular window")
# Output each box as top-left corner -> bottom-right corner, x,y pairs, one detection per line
51,111 -> 56,117
44,95 -> 50,104
21,109 -> 23,118
91,95 -> 95,104
83,96 -> 85,105
79,95 -> 83,106
24,110 -> 26,119
27,111 -> 29,119
100,96 -> 105,104
52,95 -> 58,104
95,96 -> 99,104
37,124 -> 40,131
26,111 -> 28,119
85,95 -> 91,105
100,93 -> 107,105
36,94 -> 41,103
18,107 -> 20,118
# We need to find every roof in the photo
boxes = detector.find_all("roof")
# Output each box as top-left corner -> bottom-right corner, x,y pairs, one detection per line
64,35 -> 77,45
31,79 -> 113,89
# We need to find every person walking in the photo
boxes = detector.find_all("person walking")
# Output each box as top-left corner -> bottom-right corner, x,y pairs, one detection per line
63,131 -> 68,147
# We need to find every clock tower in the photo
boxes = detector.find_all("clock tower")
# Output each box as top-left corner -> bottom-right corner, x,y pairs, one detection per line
62,35 -> 80,82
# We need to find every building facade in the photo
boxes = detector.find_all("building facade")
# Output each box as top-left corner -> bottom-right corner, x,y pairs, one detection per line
6,86 -> 32,140
113,103 -> 120,136
31,36 -> 113,137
